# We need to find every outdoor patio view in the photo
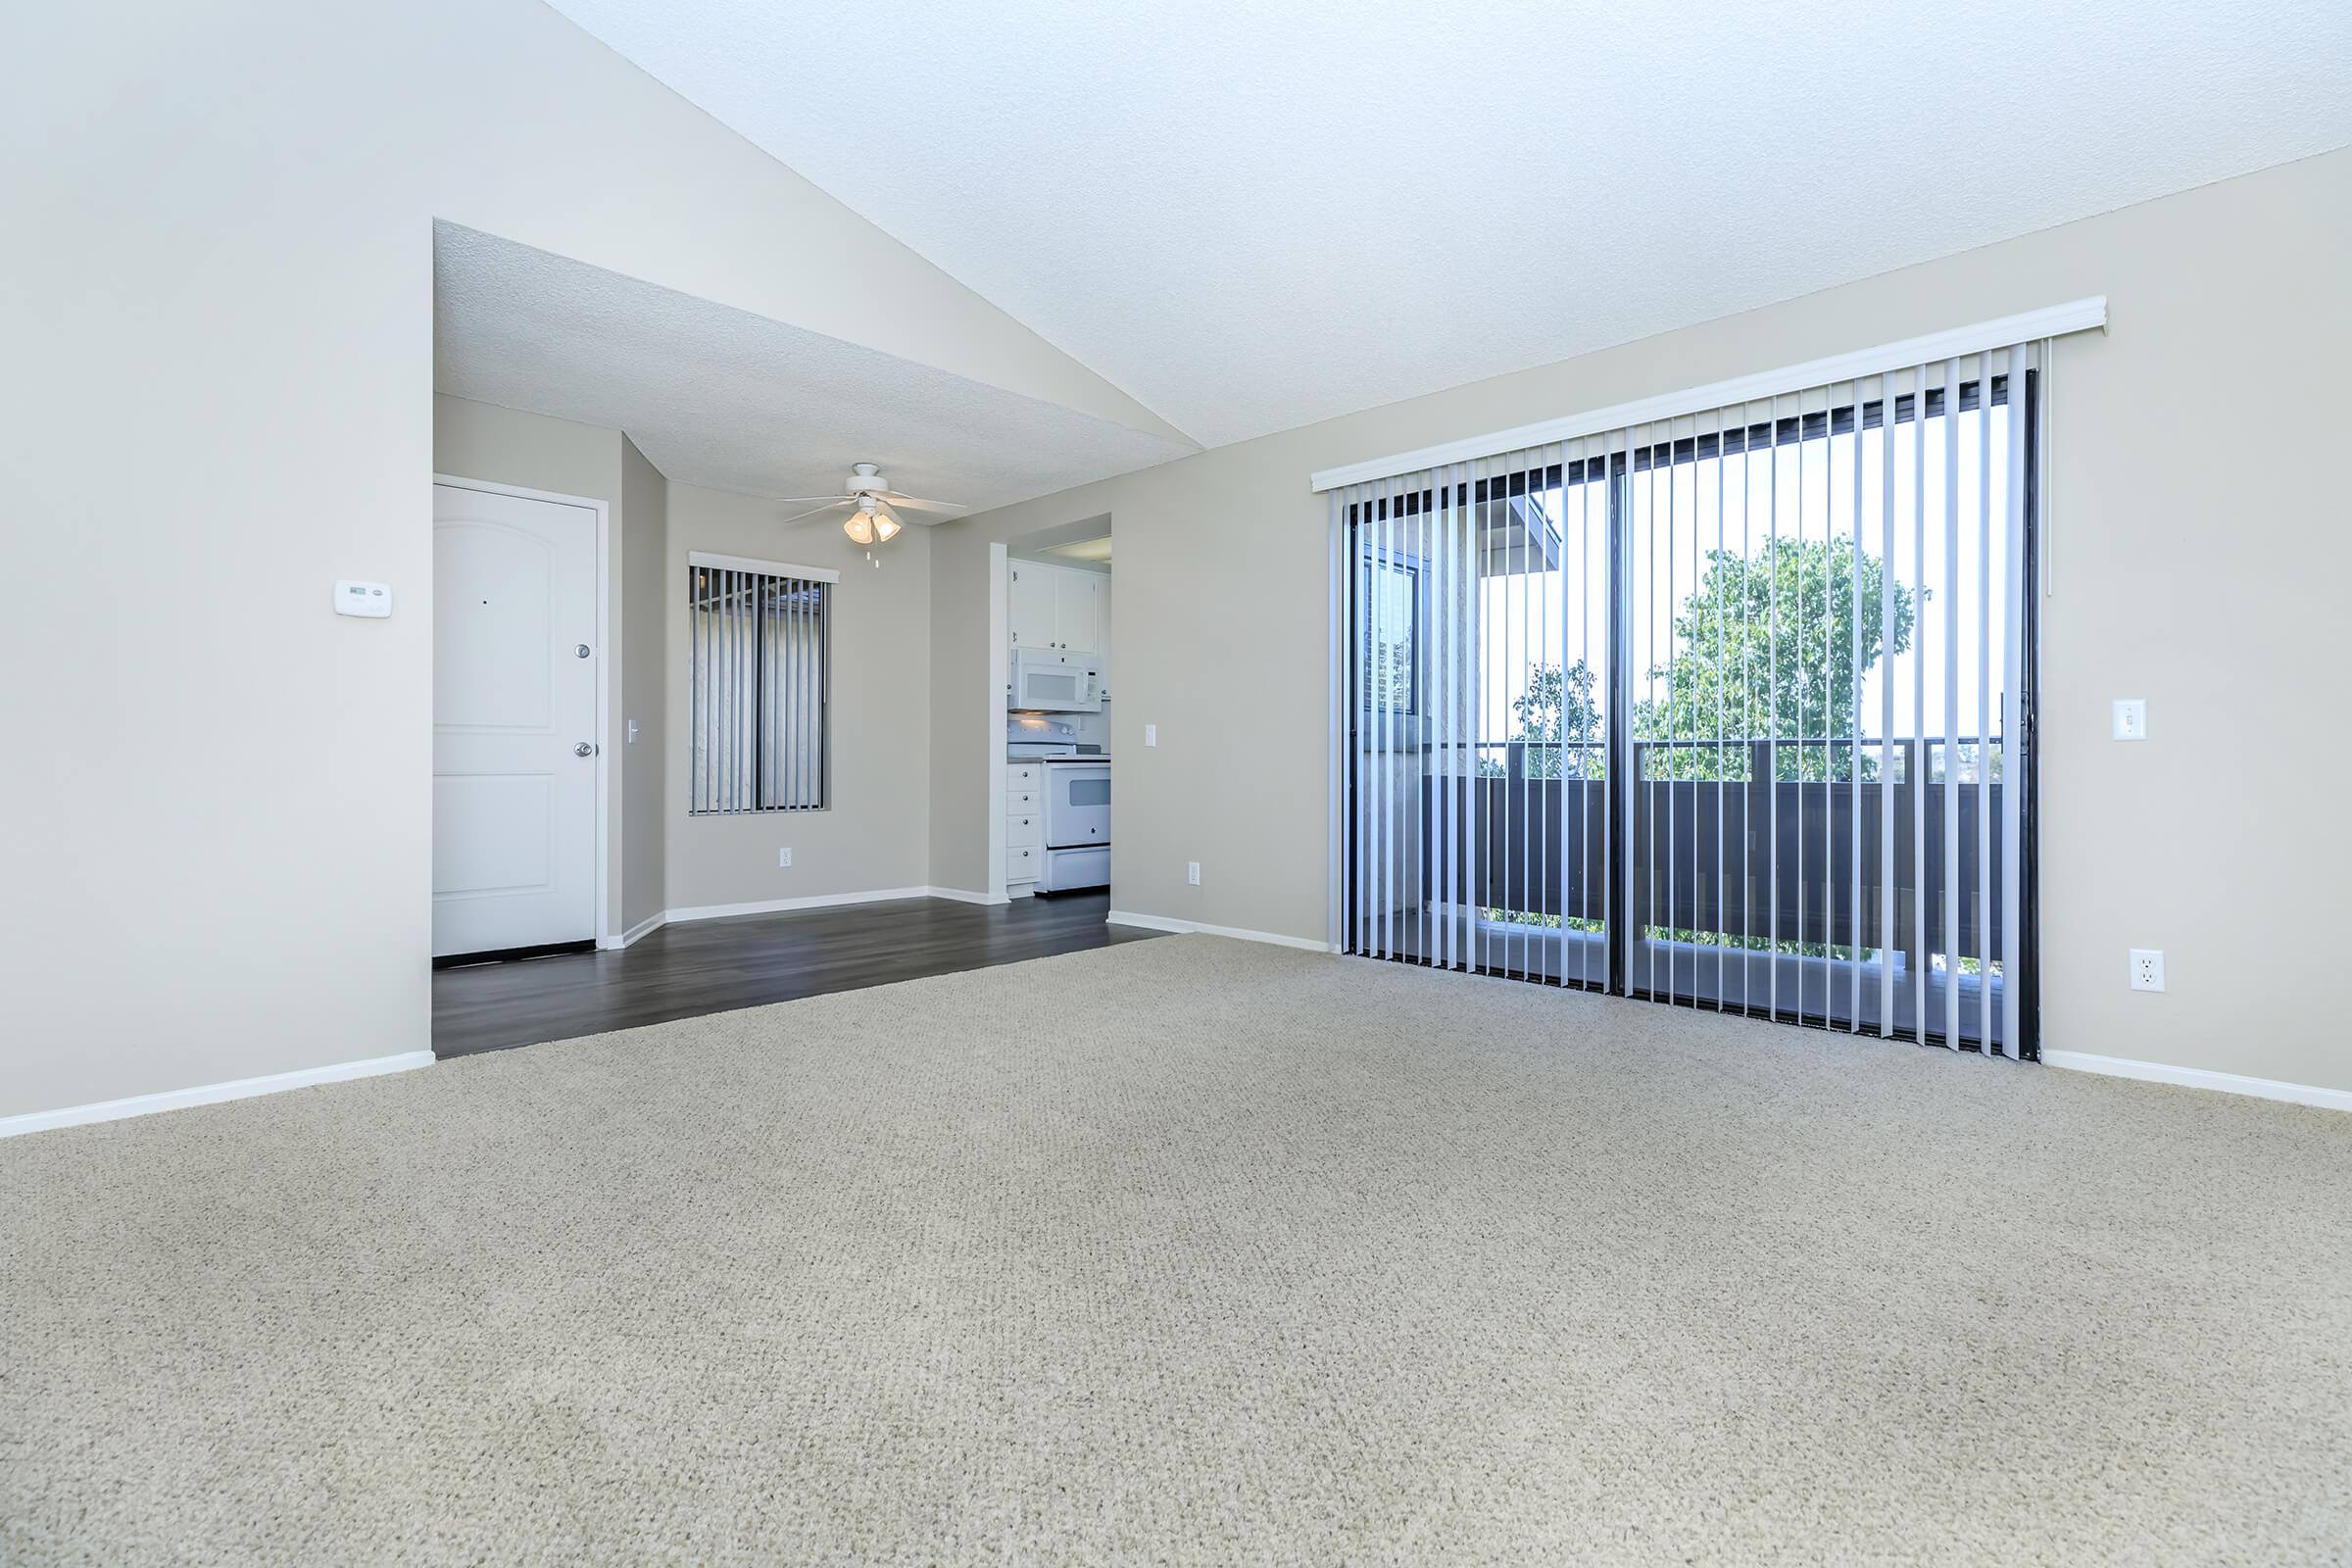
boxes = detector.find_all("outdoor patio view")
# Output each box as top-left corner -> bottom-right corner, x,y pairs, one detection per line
1348,354 -> 2034,1052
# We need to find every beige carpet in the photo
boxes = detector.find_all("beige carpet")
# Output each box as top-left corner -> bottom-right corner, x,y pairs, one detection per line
4,937 -> 2347,1564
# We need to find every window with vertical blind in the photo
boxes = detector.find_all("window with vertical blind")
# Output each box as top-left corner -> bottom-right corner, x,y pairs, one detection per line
688,552 -> 834,814
1326,305 -> 2095,1059
1360,556 -> 1421,713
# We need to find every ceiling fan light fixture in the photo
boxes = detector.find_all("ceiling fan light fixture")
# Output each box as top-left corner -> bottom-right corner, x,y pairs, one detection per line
784,463 -> 960,545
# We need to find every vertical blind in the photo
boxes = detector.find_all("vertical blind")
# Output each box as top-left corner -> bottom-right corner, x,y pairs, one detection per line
688,553 -> 833,814
1332,343 -> 2047,1057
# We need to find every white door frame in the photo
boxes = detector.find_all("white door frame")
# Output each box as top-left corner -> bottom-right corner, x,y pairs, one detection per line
432,473 -> 613,947
987,541 -> 1008,902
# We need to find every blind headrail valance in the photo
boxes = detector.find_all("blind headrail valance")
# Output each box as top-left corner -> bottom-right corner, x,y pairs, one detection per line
1308,297 -> 2104,493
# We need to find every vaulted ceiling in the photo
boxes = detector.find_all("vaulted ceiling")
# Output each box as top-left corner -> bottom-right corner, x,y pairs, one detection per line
435,223 -> 1196,512
543,0 -> 2350,449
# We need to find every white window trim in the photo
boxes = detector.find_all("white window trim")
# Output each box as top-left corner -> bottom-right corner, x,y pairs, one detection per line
686,553 -> 833,815
687,550 -> 841,584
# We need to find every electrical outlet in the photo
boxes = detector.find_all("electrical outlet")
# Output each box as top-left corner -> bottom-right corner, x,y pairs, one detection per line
2130,949 -> 2165,992
1187,860 -> 1200,886
777,848 -> 793,869
2112,699 -> 2147,741
1145,724 -> 1158,748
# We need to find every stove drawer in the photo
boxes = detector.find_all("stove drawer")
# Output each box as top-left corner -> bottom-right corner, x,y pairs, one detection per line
1039,845 -> 1109,893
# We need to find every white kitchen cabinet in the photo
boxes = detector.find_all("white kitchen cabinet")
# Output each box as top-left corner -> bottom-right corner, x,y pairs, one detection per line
1004,762 -> 1042,895
1009,561 -> 1105,655
1053,569 -> 1100,654
1009,564 -> 1055,650
1095,575 -> 1112,698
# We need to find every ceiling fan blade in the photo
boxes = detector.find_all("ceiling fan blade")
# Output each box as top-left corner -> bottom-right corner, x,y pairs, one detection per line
877,492 -> 967,515
769,494 -> 853,505
777,500 -> 854,525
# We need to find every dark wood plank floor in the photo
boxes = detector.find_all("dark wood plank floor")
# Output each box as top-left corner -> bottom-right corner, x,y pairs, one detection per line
432,892 -> 1159,1058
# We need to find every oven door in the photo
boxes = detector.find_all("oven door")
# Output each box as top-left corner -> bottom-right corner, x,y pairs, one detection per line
1041,762 -> 1111,848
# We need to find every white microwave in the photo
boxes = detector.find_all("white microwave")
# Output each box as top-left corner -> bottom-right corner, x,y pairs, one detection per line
1010,647 -> 1102,712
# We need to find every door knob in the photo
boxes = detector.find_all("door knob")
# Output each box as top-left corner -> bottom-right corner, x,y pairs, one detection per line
574,644 -> 591,659
573,741 -> 594,757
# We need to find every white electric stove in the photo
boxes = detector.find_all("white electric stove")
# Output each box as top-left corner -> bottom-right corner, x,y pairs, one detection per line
1006,718 -> 1109,891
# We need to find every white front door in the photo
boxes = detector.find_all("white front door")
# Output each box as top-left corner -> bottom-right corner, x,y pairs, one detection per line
432,483 -> 599,957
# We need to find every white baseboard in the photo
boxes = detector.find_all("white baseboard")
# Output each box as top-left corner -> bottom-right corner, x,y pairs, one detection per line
5,892 -> 1325,1139
663,886 -> 939,924
2044,1051 -> 2352,1112
1106,909 -> 1338,954
622,886 -> 1008,936
0,1051 -> 436,1140
922,886 -> 1007,906
600,910 -> 667,950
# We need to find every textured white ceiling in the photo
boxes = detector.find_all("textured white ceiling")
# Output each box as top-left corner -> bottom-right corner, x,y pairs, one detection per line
432,222 -> 1197,512
544,0 -> 2351,448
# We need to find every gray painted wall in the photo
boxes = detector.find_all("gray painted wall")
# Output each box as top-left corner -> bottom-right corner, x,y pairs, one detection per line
0,0 -> 1151,1121
430,407 -> 931,932
931,149 -> 2352,1097
619,436 -> 669,934
663,485 -> 935,910
5,0 -> 2341,1120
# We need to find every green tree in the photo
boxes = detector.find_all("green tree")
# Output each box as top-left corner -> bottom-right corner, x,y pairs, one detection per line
1485,538 -> 1910,784
1494,659 -> 1603,778
1633,537 -> 1913,781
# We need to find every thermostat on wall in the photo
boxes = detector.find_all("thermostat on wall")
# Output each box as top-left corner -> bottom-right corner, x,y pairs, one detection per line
334,580 -> 392,618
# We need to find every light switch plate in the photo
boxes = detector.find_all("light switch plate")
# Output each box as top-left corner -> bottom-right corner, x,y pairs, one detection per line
1187,860 -> 1200,886
2112,699 -> 2147,741
333,579 -> 392,617
1145,724 -> 1157,748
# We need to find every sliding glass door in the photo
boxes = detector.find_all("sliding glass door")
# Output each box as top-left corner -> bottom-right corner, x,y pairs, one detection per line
1337,351 -> 2040,1057
1344,452 -> 1610,986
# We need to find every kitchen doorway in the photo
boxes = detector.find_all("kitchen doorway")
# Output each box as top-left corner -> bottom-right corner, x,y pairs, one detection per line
991,517 -> 1114,906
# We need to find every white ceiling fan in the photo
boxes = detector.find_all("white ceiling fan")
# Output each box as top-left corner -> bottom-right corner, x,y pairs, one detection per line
773,462 -> 967,549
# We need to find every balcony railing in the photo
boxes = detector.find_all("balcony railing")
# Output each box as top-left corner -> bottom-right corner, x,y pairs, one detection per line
1412,735 -> 2006,969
